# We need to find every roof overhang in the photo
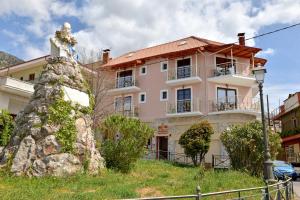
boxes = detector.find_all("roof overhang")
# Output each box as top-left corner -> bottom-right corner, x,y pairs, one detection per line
205,44 -> 261,58
282,134 -> 300,143
102,47 -> 202,69
0,55 -> 50,75
0,55 -> 96,76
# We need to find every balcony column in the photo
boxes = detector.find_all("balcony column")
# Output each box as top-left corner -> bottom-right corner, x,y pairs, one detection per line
230,48 -> 234,67
195,52 -> 198,77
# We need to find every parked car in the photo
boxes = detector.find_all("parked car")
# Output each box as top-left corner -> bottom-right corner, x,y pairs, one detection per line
273,160 -> 298,181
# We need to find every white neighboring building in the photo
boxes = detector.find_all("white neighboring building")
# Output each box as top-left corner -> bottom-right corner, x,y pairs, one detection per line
0,55 -> 94,116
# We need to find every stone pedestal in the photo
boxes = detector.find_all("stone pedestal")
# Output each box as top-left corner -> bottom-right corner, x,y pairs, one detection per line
0,57 -> 104,176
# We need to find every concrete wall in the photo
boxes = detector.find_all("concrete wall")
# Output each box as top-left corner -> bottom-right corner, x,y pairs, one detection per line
0,91 -> 30,114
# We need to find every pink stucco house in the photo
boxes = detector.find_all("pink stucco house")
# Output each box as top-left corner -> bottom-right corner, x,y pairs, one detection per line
100,33 -> 266,166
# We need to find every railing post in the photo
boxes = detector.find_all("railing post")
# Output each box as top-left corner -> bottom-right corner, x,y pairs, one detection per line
285,181 -> 289,200
276,184 -> 281,200
195,185 -> 201,200
265,181 -> 270,200
292,180 -> 294,196
238,191 -> 241,200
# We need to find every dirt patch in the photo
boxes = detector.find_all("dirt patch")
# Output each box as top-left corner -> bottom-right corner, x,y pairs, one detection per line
131,172 -> 152,180
0,184 -> 13,190
55,188 -> 74,194
83,189 -> 97,193
136,187 -> 162,197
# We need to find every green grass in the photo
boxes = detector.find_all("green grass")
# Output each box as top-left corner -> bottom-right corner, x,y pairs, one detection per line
0,160 -> 264,200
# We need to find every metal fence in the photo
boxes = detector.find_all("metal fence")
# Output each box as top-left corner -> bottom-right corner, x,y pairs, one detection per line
144,150 -> 197,165
124,178 -> 294,200
212,155 -> 230,169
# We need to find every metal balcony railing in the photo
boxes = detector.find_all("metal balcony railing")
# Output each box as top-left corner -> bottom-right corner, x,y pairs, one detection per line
209,96 -> 260,113
115,76 -> 137,89
166,98 -> 201,114
167,65 -> 200,81
114,105 -> 139,118
212,62 -> 252,77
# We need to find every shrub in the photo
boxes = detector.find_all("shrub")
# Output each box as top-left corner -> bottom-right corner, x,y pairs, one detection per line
0,109 -> 14,146
48,98 -> 76,153
179,120 -> 214,166
100,115 -> 154,173
221,121 -> 282,177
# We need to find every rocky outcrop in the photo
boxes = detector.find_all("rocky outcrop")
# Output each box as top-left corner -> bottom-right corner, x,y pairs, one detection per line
0,57 -> 104,176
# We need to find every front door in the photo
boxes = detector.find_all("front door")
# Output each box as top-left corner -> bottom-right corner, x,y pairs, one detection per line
156,136 -> 168,160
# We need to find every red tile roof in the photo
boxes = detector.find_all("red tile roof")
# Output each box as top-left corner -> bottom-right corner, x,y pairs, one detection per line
102,36 -> 264,68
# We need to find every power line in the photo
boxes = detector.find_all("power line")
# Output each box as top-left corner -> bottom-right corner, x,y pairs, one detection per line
244,22 -> 300,42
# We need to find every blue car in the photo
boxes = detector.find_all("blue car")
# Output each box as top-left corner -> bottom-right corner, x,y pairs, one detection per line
273,160 -> 297,181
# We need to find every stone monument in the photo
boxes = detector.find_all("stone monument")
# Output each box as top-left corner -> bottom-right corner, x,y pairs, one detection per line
0,22 -> 104,176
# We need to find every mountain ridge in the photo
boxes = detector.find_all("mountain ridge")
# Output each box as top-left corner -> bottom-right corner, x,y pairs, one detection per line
0,51 -> 24,69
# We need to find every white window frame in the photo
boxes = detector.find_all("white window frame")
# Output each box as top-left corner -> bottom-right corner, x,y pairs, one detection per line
175,86 -> 193,113
114,94 -> 133,112
160,89 -> 168,101
140,65 -> 147,75
160,61 -> 168,72
139,92 -> 146,103
175,56 -> 192,79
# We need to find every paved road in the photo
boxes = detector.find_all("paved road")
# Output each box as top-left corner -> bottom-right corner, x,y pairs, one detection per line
294,180 -> 300,199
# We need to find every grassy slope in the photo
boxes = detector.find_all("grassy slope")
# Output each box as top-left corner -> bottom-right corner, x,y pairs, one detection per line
0,160 -> 263,200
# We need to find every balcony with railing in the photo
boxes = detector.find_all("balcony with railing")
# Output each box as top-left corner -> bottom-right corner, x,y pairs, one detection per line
207,62 -> 256,87
166,65 -> 202,86
0,76 -> 34,97
166,98 -> 202,117
108,76 -> 141,95
208,95 -> 260,116
114,105 -> 139,118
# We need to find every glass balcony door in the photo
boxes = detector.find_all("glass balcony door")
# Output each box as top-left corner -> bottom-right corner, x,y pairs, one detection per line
177,88 -> 191,113
177,58 -> 191,79
116,70 -> 133,88
215,57 -> 236,76
217,87 -> 237,111
115,96 -> 132,116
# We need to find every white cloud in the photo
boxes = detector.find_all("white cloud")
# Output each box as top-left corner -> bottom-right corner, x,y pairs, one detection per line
1,0 -> 300,60
23,45 -> 48,60
74,0 -> 300,57
256,48 -> 275,57
1,29 -> 28,46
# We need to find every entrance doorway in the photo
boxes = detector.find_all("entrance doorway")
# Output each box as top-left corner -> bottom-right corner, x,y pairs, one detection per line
156,136 -> 168,160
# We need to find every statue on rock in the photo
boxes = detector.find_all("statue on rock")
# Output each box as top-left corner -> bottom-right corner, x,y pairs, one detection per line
50,22 -> 77,64
0,22 -> 104,176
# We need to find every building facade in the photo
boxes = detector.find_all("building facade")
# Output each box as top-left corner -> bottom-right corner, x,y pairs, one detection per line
101,34 -> 266,165
0,56 -> 49,116
272,92 -> 300,163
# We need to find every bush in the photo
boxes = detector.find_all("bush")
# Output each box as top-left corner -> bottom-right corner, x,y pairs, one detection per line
179,120 -> 214,166
0,109 -> 14,146
100,115 -> 154,173
221,121 -> 282,177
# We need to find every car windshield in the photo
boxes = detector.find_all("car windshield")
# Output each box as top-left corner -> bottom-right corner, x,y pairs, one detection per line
274,163 -> 291,168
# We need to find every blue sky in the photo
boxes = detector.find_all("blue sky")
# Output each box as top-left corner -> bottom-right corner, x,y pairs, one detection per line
0,0 -> 300,109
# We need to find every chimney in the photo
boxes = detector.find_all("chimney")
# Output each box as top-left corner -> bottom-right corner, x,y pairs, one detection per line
237,33 -> 245,46
102,49 -> 110,64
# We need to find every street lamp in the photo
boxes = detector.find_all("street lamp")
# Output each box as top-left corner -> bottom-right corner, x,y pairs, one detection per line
252,66 -> 274,182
